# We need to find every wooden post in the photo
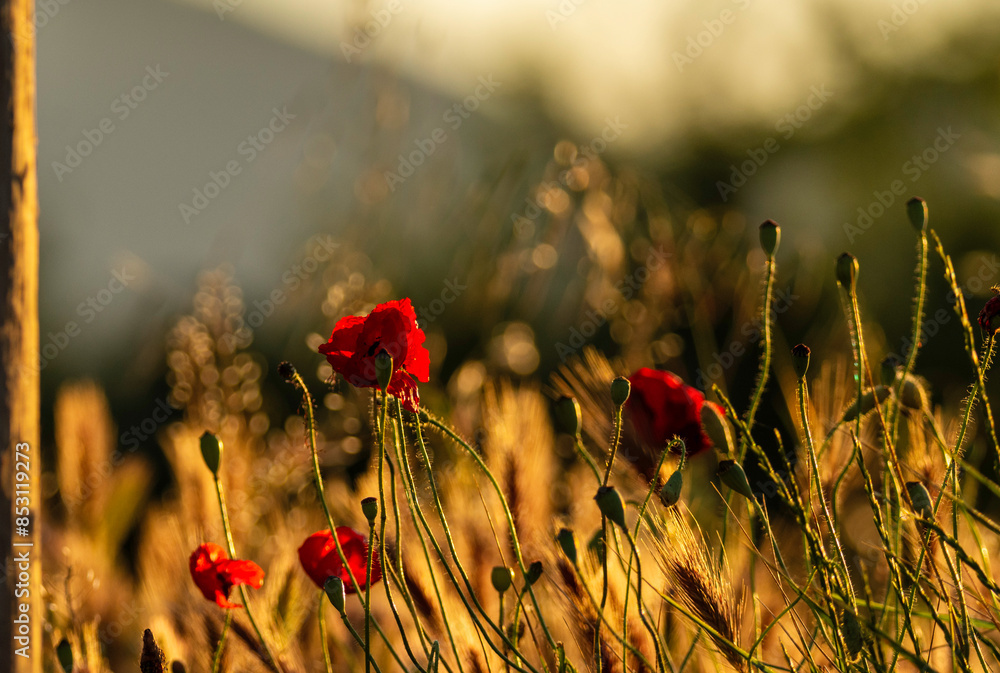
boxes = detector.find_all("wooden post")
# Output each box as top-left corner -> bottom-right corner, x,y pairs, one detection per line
0,1 -> 40,672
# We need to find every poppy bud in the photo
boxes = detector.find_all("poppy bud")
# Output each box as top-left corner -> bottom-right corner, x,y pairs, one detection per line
759,219 -> 780,257
905,481 -> 933,520
172,664 -> 187,673
791,344 -> 811,380
556,528 -> 577,565
899,375 -> 929,412
324,576 -> 346,613
841,609 -> 864,660
700,403 -> 733,455
979,286 -> 1000,336
278,361 -> 297,381
525,561 -> 543,586
375,350 -> 393,391
717,460 -> 754,500
554,396 -> 582,436
906,197 -> 928,233
56,639 -> 73,673
594,486 -> 626,529
611,377 -> 631,407
659,468 -> 683,507
840,386 -> 891,424
199,432 -> 222,475
880,355 -> 900,387
836,253 -> 858,293
491,566 -> 514,594
361,496 -> 378,524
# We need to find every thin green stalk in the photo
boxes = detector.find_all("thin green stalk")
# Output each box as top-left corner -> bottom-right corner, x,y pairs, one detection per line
739,247 -> 777,461
283,368 -> 409,671
318,590 -> 333,673
423,414 -> 561,657
891,224 -> 928,444
405,412 -> 539,673
212,474 -> 282,673
211,610 -> 232,673
365,515 -> 376,673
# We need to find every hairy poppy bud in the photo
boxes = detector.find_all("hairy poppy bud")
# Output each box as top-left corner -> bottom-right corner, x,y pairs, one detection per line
905,481 -> 933,520
611,377 -> 631,407
361,496 -> 378,524
659,468 -> 683,507
718,460 -> 754,500
841,609 -> 864,660
555,396 -> 582,436
836,253 -> 858,293
56,639 -> 73,673
199,432 -> 222,475
880,355 -> 900,388
324,577 -> 346,613
491,566 -> 513,594
899,375 -> 929,412
594,486 -> 626,529
906,196 -> 928,233
525,561 -> 543,586
791,344 -> 811,380
700,404 -> 733,455
375,350 -> 393,391
556,528 -> 577,565
979,286 -> 1000,337
278,361 -> 296,381
759,220 -> 780,257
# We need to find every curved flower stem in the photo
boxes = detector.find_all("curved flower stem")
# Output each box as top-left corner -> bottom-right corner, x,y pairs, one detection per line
596,401 -> 625,673
318,590 -> 333,673
283,368 -> 410,671
891,225 -> 928,444
739,248 -> 776,461
422,414 -> 561,657
388,404 -> 467,673
211,610 -> 232,673
336,605 -> 385,673
620,528 -> 665,673
365,514 -> 376,673
390,404 -> 537,673
212,473 -> 282,673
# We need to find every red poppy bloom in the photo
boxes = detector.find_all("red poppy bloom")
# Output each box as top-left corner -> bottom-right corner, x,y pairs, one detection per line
979,287 -> 1000,336
298,527 -> 382,593
189,543 -> 265,609
625,367 -> 722,457
319,298 -> 430,412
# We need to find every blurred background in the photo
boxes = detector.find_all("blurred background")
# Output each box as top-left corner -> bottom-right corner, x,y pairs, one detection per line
35,0 -> 1000,668
37,0 -> 1000,466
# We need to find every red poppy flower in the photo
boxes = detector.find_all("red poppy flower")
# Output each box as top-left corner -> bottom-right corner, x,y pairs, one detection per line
319,298 -> 430,412
625,367 -> 722,457
979,287 -> 1000,336
189,543 -> 265,609
298,527 -> 382,593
